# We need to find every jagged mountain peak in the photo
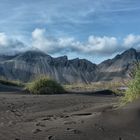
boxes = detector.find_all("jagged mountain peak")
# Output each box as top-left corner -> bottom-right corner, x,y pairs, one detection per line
120,48 -> 137,58
14,50 -> 52,62
99,48 -> 137,65
54,55 -> 68,61
0,48 -> 140,83
97,48 -> 140,81
123,48 -> 136,53
17,50 -> 49,57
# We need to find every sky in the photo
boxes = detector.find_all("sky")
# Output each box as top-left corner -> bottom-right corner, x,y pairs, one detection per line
0,0 -> 140,63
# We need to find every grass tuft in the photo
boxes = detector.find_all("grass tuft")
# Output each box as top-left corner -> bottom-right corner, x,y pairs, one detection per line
122,63 -> 140,104
26,76 -> 65,94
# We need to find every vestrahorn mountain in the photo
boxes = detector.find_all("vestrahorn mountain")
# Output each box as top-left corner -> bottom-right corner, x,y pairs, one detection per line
0,48 -> 139,83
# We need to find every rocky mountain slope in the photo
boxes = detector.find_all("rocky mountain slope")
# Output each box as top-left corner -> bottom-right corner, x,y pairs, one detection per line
97,48 -> 139,81
0,48 -> 139,83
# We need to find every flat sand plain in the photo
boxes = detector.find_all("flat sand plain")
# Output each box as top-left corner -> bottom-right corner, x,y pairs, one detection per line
0,84 -> 140,140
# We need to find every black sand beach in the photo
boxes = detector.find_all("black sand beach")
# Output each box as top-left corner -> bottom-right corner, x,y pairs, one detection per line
0,85 -> 140,140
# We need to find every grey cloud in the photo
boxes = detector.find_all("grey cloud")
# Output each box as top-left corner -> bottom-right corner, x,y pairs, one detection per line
0,33 -> 29,55
31,28 -> 131,55
1,29 -> 140,57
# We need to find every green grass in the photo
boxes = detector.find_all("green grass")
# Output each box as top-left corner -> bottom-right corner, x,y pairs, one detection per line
26,76 -> 65,94
122,63 -> 140,104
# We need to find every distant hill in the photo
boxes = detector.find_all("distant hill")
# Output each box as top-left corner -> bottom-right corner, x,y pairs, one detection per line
0,48 -> 139,83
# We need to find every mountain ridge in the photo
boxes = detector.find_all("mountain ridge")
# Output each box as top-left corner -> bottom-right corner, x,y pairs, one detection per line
0,48 -> 139,83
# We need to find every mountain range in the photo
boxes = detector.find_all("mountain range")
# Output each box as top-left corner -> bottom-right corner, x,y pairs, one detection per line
0,48 -> 139,83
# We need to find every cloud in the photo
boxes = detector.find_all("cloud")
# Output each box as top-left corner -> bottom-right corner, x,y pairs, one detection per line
0,0 -> 139,46
0,33 -> 9,46
123,34 -> 140,48
1,28 -> 140,58
32,28 -> 140,56
0,32 -> 28,55
32,28 -> 120,55
32,28 -> 77,54
85,36 -> 118,54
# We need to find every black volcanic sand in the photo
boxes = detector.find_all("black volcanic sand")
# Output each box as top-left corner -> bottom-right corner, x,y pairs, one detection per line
0,85 -> 140,140
0,84 -> 23,92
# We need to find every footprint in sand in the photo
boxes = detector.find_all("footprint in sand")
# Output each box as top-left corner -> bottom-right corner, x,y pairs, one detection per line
71,112 -> 92,117
35,122 -> 46,127
32,128 -> 42,134
47,135 -> 55,140
66,128 -> 82,134
64,121 -> 76,125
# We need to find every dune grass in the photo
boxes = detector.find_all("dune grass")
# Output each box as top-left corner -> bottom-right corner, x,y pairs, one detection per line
26,76 -> 65,94
122,63 -> 140,104
64,81 -> 126,95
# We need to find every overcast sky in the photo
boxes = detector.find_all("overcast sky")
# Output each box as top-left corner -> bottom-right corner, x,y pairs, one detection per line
0,0 -> 140,63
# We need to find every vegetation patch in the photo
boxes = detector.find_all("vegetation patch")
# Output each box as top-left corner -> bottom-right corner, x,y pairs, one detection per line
26,76 -> 65,94
64,81 -> 126,95
122,63 -> 140,104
